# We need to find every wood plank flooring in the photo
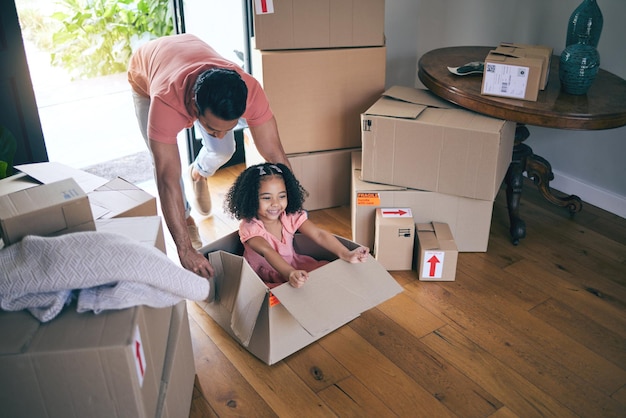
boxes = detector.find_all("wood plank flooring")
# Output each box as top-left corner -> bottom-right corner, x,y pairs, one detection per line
144,163 -> 626,417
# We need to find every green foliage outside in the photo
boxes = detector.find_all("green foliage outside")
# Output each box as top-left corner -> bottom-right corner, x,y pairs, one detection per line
19,0 -> 174,80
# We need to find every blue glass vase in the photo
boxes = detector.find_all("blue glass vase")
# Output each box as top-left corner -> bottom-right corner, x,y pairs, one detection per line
566,0 -> 603,47
559,43 -> 600,95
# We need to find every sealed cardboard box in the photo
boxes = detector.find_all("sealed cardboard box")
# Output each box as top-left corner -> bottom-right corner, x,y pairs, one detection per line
89,177 -> 157,219
374,207 -> 415,270
198,231 -> 403,365
361,86 -> 515,201
498,42 -> 553,89
416,222 -> 458,281
252,0 -> 385,50
252,46 -> 386,154
156,302 -> 196,418
482,49 -> 545,101
352,152 -> 494,252
244,130 -> 357,210
0,177 -> 95,246
0,305 -> 173,418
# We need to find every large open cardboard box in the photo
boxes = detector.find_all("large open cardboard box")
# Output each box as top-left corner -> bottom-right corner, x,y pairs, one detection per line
252,46 -> 386,154
361,86 -> 514,202
252,0 -> 385,50
352,152 -> 494,252
197,231 -> 403,365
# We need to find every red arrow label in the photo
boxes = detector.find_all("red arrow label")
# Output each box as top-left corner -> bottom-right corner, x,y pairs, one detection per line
260,0 -> 268,13
135,340 -> 145,377
382,209 -> 408,216
427,255 -> 440,277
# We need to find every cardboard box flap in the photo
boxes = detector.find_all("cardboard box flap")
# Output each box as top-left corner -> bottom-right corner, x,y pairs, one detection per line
271,255 -> 403,337
208,251 -> 266,347
433,222 -> 455,242
383,86 -> 455,109
364,96 -> 427,120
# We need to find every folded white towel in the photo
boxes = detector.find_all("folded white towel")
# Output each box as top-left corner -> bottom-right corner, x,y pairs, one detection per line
0,231 -> 210,322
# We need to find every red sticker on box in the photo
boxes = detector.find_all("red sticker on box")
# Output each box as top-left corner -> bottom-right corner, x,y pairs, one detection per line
255,0 -> 274,14
269,293 -> 280,307
133,325 -> 146,387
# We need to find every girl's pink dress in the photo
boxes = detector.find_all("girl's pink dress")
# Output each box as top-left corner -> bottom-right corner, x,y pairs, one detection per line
239,211 -> 329,288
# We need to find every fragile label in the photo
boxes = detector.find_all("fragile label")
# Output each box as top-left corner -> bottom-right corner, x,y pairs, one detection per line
482,63 -> 529,99
133,325 -> 146,387
269,293 -> 280,307
421,251 -> 445,279
255,0 -> 274,14
357,192 -> 381,206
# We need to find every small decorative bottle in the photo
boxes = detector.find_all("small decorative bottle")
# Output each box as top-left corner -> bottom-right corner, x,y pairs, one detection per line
565,0 -> 603,48
559,41 -> 600,95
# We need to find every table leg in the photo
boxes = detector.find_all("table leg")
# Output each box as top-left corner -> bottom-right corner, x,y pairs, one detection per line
504,124 -> 583,245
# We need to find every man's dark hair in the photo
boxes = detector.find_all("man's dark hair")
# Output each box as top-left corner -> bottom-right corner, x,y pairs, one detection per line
193,68 -> 248,121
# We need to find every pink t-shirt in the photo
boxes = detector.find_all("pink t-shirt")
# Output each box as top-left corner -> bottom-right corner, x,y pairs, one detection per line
239,211 -> 329,288
127,34 -> 273,144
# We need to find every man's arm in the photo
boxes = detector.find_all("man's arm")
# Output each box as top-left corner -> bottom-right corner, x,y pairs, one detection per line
150,140 -> 214,278
248,116 -> 292,169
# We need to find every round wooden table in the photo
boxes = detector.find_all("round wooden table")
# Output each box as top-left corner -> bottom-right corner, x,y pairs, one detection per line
418,46 -> 626,244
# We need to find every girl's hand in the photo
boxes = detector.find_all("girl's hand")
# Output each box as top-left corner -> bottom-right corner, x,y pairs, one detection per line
288,270 -> 309,288
343,246 -> 370,263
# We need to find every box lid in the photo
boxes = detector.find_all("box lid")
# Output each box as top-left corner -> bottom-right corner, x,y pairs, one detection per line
271,254 -> 402,337
364,86 -> 455,120
418,222 -> 458,251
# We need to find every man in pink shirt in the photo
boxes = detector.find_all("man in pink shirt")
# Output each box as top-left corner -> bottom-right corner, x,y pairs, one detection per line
128,34 -> 289,279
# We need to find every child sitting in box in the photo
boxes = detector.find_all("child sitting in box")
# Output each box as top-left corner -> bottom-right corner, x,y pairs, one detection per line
224,163 -> 369,288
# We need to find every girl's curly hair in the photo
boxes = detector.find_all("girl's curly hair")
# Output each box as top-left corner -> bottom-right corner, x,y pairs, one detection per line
224,163 -> 309,220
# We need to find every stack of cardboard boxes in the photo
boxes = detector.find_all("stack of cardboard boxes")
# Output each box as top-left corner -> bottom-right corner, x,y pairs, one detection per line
244,0 -> 387,210
352,85 -> 517,277
0,164 -> 196,418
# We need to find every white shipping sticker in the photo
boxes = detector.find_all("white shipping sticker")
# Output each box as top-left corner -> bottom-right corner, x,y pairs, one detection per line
381,208 -> 412,218
483,63 -> 529,99
133,325 -> 146,387
422,251 -> 445,279
255,0 -> 274,14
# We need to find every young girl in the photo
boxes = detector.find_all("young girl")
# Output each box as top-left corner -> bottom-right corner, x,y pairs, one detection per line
224,163 -> 369,288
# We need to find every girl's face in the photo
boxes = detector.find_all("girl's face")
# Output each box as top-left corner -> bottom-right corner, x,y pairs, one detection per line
257,175 -> 287,222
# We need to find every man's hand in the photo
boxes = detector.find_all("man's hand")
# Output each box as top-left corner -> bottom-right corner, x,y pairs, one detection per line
179,248 -> 214,279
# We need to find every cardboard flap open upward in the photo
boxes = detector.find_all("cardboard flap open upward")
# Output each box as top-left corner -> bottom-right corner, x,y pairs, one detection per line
271,255 -> 403,337
383,86 -> 455,109
208,251 -> 267,347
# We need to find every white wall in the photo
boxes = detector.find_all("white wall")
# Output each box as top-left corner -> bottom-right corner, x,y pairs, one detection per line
385,0 -> 626,218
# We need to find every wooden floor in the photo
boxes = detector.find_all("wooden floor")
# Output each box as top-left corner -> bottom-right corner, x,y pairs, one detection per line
149,163 -> 626,418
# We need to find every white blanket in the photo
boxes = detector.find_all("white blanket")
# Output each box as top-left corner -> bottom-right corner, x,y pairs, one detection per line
0,232 -> 210,322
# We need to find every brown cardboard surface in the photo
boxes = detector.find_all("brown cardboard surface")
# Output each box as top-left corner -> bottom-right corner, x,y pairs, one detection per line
361,86 -> 515,202
88,177 -> 157,219
0,215 -> 175,418
252,0 -> 385,50
416,222 -> 458,281
498,42 -> 553,89
374,207 -> 415,270
156,302 -> 195,418
482,50 -> 544,101
0,178 -> 95,246
252,46 -> 386,154
244,131 -> 357,211
352,152 -> 494,252
0,305 -> 173,418
198,231 -> 402,365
